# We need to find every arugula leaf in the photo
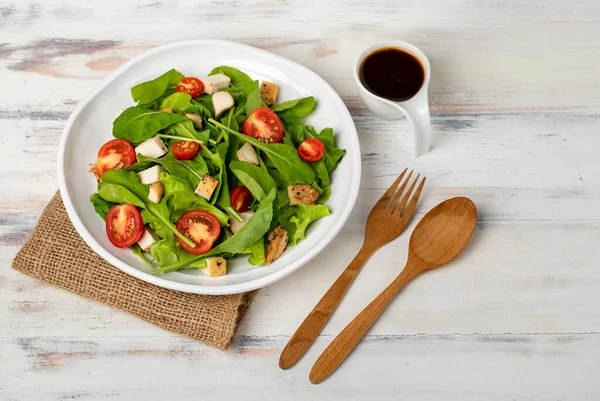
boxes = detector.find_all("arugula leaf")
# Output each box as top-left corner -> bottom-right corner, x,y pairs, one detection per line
209,119 -> 316,184
161,172 -> 229,225
279,204 -> 331,247
138,152 -> 206,189
190,98 -> 214,119
229,161 -> 276,202
90,193 -> 115,220
131,244 -> 153,267
161,92 -> 192,112
245,82 -> 265,115
131,69 -> 184,105
113,107 -> 187,144
209,66 -> 253,87
272,96 -> 316,121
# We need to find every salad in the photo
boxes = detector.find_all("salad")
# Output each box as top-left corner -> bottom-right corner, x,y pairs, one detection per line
89,66 -> 345,277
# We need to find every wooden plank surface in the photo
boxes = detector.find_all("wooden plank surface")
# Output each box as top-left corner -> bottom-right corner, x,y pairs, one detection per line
1,0 -> 600,399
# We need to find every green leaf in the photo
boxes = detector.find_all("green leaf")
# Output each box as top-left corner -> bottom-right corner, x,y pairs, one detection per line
229,161 -> 276,202
161,92 -> 192,112
244,238 -> 265,265
161,172 -> 229,225
90,193 -> 115,220
279,204 -> 331,247
209,119 -> 316,184
131,69 -> 184,105
113,107 -> 187,144
100,169 -> 149,200
315,127 -> 346,173
131,244 -> 153,267
272,96 -> 316,121
97,183 -> 146,209
138,152 -> 206,189
209,66 -> 253,87
245,82 -> 265,115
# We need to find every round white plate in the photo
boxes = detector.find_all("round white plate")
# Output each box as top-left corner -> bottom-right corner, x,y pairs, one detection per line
58,39 -> 360,295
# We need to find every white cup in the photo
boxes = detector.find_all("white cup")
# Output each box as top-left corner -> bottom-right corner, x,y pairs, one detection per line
354,41 -> 432,156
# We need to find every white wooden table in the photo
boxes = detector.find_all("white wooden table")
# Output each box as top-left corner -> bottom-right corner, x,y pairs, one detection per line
2,1 -> 600,399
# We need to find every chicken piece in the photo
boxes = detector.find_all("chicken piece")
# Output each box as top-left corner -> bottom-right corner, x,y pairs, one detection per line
202,257 -> 227,277
137,165 -> 165,185
148,182 -> 164,204
230,211 -> 254,234
183,112 -> 203,129
137,229 -> 156,252
135,136 -> 168,160
212,91 -> 234,119
260,81 -> 279,106
200,73 -> 231,94
195,174 -> 219,200
287,184 -> 319,205
265,225 -> 288,264
236,143 -> 259,165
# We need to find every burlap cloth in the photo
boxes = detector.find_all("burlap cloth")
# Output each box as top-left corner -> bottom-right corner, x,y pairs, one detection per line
12,192 -> 256,350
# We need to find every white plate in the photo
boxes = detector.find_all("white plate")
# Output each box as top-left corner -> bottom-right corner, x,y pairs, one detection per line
58,40 -> 360,295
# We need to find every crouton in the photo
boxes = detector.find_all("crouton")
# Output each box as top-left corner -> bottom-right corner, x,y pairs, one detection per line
202,257 -> 227,277
265,225 -> 288,264
157,108 -> 173,113
260,81 -> 279,106
287,184 -> 319,205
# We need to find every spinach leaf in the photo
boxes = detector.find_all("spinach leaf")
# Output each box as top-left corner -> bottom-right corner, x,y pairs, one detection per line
165,120 -> 210,143
209,66 -> 253,87
279,204 -> 331,246
113,107 -> 187,144
229,161 -> 276,202
138,152 -> 206,189
161,172 -> 229,225
97,183 -> 146,209
90,193 -> 115,220
100,169 -> 149,200
190,98 -> 214,119
131,69 -> 184,105
131,244 -> 153,267
210,119 -> 316,184
161,92 -> 192,112
245,82 -> 265,115
272,96 -> 316,121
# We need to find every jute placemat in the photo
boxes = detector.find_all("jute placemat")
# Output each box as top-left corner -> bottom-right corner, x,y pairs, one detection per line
12,192 -> 256,350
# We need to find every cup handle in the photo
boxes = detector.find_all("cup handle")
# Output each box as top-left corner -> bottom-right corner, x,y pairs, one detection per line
397,90 -> 431,156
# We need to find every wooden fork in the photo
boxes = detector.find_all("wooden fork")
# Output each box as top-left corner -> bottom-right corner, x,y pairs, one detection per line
279,169 -> 426,370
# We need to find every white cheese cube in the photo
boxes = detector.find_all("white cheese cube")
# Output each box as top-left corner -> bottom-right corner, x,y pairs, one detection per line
148,182 -> 164,204
212,91 -> 235,119
230,211 -> 254,234
202,257 -> 227,277
137,229 -> 156,252
134,136 -> 168,160
137,165 -> 164,185
194,174 -> 219,200
200,73 -> 231,94
236,143 -> 259,165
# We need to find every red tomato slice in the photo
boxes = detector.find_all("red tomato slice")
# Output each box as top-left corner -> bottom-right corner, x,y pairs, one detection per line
171,141 -> 199,160
241,107 -> 284,144
105,204 -> 144,248
176,210 -> 221,255
298,138 -> 325,162
176,77 -> 204,99
230,186 -> 252,212
95,139 -> 136,178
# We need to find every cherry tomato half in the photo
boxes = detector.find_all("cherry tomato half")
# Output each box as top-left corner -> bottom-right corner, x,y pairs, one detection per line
176,77 -> 204,99
105,204 -> 144,248
95,139 -> 136,178
241,107 -> 284,144
176,210 -> 221,255
230,186 -> 252,212
171,141 -> 199,160
298,138 -> 325,162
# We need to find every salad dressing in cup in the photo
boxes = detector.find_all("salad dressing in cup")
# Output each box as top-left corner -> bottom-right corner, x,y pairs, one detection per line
354,41 -> 431,156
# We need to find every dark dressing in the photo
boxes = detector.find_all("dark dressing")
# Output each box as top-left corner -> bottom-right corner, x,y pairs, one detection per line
360,47 -> 424,101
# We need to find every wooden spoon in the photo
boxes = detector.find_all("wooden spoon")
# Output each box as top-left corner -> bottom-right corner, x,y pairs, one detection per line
309,197 -> 477,384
